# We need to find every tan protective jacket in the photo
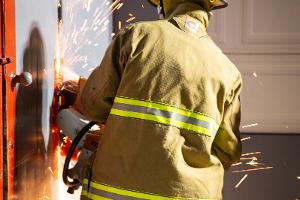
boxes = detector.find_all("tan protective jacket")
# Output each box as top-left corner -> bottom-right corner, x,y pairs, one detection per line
80,3 -> 242,200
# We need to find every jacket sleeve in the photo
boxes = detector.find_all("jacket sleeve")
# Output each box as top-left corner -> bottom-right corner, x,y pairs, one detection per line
80,27 -> 132,123
212,74 -> 242,170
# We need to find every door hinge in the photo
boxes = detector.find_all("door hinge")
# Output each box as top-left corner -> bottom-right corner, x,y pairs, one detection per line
0,57 -> 11,65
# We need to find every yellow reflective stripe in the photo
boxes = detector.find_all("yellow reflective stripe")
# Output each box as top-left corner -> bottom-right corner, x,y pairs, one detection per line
115,96 -> 218,128
82,179 -> 215,200
89,181 -> 184,200
110,108 -> 211,136
81,190 -> 112,200
81,189 -> 87,196
83,178 -> 89,185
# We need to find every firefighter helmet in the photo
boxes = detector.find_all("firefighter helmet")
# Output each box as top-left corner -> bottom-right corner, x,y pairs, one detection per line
149,0 -> 228,15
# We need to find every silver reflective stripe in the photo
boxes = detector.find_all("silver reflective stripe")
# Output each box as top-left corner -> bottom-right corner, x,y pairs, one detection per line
112,102 -> 218,137
82,184 -> 89,191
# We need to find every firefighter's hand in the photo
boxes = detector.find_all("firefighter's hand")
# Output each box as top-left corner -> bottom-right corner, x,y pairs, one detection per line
60,80 -> 79,109
60,77 -> 87,111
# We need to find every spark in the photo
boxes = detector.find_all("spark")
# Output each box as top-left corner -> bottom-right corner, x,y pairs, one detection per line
241,136 -> 251,141
242,152 -> 261,157
93,26 -> 98,31
38,196 -> 51,200
240,156 -> 257,160
93,7 -> 101,17
242,123 -> 258,129
253,72 -> 258,78
83,0 -> 93,12
142,4 -> 144,8
246,159 -> 260,167
82,63 -> 88,69
297,176 -> 300,180
235,174 -> 248,188
232,166 -> 273,173
72,30 -> 79,45
116,2 -> 124,10
80,19 -> 88,32
231,162 -> 242,167
60,0 -> 120,73
118,20 -> 122,30
48,167 -> 54,176
52,0 -> 122,196
126,16 -> 136,23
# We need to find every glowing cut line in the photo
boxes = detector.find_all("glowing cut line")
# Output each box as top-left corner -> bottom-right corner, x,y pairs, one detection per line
232,166 -> 273,173
235,174 -> 248,188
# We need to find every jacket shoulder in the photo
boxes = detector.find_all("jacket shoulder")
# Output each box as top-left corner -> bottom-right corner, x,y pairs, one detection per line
132,20 -> 167,31
207,36 -> 241,77
118,20 -> 169,39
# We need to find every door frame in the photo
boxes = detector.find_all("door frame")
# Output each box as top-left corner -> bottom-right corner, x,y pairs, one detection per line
0,0 -> 16,199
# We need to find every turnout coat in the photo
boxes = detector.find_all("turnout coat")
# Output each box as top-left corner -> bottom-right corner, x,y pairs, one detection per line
80,2 -> 242,200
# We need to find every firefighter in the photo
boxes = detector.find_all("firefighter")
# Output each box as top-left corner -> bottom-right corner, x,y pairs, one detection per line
79,0 -> 242,199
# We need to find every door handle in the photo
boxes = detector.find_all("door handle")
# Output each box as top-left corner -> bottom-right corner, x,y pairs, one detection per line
11,72 -> 33,89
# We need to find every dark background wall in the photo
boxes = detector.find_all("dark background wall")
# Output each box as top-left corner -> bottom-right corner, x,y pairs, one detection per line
224,133 -> 300,200
113,1 -> 300,199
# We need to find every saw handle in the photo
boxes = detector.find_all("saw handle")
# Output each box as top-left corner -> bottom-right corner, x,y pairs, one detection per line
63,121 -> 97,193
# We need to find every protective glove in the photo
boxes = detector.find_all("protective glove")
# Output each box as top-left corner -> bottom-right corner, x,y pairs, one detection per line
59,77 -> 87,112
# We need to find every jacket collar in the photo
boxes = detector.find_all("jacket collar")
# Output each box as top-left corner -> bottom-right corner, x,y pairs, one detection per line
167,3 -> 210,37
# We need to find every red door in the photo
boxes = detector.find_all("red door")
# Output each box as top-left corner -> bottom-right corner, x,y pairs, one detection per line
0,0 -> 16,199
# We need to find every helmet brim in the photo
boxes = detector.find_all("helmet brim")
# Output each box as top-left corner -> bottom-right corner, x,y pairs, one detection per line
211,0 -> 228,10
149,0 -> 160,6
149,0 -> 228,10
